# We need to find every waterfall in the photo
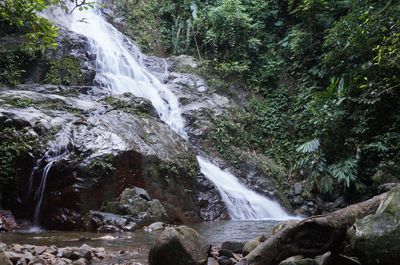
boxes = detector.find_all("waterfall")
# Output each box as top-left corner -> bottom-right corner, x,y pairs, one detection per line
30,124 -> 72,225
39,2 -> 291,221
197,157 -> 289,220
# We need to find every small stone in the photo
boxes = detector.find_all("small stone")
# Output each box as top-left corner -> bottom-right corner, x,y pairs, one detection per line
72,258 -> 90,265
34,246 -> 48,255
13,244 -> 22,252
147,222 -> 165,231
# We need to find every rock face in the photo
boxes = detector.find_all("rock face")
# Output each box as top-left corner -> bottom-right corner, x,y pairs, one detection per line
348,186 -> 400,265
148,226 -> 209,265
0,84 -> 202,229
0,210 -> 19,232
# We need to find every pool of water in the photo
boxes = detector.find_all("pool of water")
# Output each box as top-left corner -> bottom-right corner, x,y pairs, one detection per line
0,220 -> 278,264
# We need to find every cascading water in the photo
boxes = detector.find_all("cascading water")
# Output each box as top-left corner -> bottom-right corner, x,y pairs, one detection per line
197,157 -> 289,220
40,2 -> 291,221
30,124 -> 73,225
67,6 -> 186,138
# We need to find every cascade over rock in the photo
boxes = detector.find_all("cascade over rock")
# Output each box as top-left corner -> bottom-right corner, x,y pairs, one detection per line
0,0 -> 292,229
0,83 -> 201,229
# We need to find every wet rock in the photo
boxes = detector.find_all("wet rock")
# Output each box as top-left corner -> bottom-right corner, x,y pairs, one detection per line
219,241 -> 245,254
1,82 -> 201,228
242,235 -> 267,256
348,186 -> 400,265
149,226 -> 209,265
83,211 -> 137,232
0,210 -> 19,232
197,175 -> 229,221
146,222 -> 165,231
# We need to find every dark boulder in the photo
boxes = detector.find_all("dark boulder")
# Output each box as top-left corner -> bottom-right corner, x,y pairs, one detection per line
149,226 -> 209,265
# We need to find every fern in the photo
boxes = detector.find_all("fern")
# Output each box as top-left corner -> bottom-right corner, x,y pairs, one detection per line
296,138 -> 320,153
328,157 -> 358,188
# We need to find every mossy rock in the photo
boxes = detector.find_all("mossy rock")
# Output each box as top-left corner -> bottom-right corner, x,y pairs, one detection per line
348,186 -> 400,265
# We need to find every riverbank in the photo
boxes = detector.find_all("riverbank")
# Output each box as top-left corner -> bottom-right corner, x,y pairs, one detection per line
0,220 -> 278,264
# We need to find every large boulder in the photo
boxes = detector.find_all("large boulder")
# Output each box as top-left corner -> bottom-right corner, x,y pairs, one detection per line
119,187 -> 167,219
348,186 -> 400,265
148,226 -> 209,265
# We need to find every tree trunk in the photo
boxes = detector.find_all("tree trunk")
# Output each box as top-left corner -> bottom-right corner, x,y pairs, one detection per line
246,192 -> 388,265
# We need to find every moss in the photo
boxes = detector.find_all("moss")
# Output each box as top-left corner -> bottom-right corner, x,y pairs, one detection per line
0,127 -> 39,185
86,155 -> 116,177
103,96 -> 152,117
37,98 -> 82,114
43,56 -> 82,85
0,46 -> 39,86
1,96 -> 82,115
2,96 -> 34,108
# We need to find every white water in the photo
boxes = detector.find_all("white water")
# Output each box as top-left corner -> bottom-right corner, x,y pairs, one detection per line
197,157 -> 289,220
67,7 -> 186,137
31,124 -> 72,225
41,3 -> 291,221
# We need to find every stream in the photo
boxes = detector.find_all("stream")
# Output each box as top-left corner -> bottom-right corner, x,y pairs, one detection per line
0,220 -> 277,264
5,2 -> 293,264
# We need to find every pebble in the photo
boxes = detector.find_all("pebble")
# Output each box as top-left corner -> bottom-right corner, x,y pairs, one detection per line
0,242 -> 144,265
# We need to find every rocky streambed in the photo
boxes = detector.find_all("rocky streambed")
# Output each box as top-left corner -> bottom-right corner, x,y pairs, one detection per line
0,220 -> 278,264
1,186 -> 399,265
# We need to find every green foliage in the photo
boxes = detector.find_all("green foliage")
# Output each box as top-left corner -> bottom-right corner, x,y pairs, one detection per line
43,56 -> 82,85
114,0 -> 198,55
211,88 -> 295,165
189,0 -> 400,195
0,46 -> 38,86
87,155 -> 115,177
0,127 -> 38,185
0,0 -> 59,52
2,96 -> 33,107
